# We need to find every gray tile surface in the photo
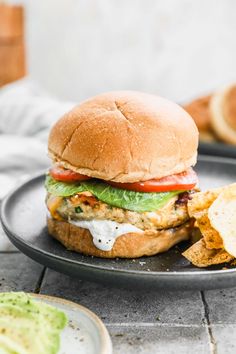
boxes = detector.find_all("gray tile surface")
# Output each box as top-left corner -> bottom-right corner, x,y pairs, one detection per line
110,326 -> 210,354
0,253 -> 43,292
2,252 -> 236,353
0,223 -> 17,251
40,269 -> 205,325
204,288 -> 236,324
211,325 -> 236,354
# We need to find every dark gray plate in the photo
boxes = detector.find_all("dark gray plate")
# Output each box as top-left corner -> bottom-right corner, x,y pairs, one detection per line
199,141 -> 236,159
1,156 -> 236,290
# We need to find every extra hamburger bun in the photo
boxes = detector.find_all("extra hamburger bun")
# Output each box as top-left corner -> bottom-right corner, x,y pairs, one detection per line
183,95 -> 212,132
210,84 -> 236,145
183,95 -> 216,142
47,217 -> 192,258
48,91 -> 198,183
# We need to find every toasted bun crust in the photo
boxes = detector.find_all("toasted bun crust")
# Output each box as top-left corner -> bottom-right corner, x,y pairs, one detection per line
210,85 -> 236,145
48,91 -> 198,183
183,95 -> 212,132
183,95 -> 218,143
47,217 -> 192,258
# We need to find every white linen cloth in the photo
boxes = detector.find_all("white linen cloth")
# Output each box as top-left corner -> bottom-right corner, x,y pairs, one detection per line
0,78 -> 74,250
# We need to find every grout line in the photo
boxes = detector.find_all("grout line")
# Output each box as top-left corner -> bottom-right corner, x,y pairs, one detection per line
34,267 -> 46,294
105,322 -> 236,328
0,251 -> 20,254
105,323 -> 202,328
201,291 -> 217,354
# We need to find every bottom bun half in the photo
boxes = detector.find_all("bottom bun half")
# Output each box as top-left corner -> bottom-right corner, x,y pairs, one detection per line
47,217 -> 193,258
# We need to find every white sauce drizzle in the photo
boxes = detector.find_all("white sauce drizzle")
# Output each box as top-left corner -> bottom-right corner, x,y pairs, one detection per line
69,219 -> 142,251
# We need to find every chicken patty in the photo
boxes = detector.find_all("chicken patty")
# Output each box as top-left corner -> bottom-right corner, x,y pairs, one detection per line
46,191 -> 191,231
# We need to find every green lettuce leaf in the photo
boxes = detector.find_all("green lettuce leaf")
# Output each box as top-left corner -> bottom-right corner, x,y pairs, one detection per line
45,175 -> 86,196
45,175 -> 184,212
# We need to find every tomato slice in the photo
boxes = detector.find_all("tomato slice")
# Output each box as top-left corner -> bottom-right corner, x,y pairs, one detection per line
50,165 -> 198,192
49,166 -> 91,182
107,168 -> 198,192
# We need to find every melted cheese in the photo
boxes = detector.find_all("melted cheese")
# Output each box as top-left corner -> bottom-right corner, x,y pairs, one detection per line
47,196 -> 63,220
69,219 -> 142,251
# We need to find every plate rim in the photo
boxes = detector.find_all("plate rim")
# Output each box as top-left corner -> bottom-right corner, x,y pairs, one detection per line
1,154 -> 236,278
30,293 -> 112,354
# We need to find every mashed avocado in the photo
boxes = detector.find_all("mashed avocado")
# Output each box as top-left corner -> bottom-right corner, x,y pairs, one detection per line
0,292 -> 67,354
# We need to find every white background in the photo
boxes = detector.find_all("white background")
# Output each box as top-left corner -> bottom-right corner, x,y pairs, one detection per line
13,0 -> 236,103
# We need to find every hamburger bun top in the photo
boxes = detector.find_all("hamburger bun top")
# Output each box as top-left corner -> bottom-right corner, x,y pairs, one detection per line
48,91 -> 198,183
183,95 -> 212,132
210,84 -> 236,145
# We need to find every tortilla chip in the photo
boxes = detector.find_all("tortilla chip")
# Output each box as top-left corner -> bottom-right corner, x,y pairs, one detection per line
194,211 -> 223,249
183,239 -> 234,268
188,188 -> 224,249
188,187 -> 223,215
208,184 -> 236,258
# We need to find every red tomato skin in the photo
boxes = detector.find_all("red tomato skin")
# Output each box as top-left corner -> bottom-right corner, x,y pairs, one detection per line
49,167 -> 91,182
49,165 -> 198,193
107,169 -> 198,193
